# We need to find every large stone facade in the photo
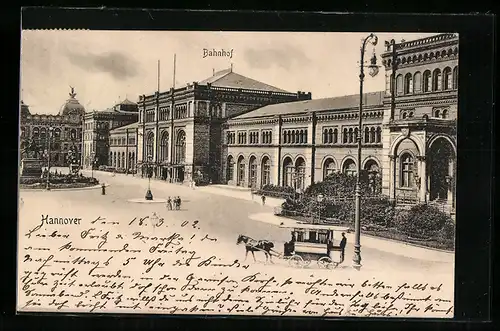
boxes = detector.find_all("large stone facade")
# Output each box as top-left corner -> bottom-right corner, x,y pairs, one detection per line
381,33 -> 458,214
223,93 -> 385,190
82,99 -> 139,169
224,33 -> 458,215
136,68 -> 311,183
19,88 -> 84,167
108,122 -> 138,173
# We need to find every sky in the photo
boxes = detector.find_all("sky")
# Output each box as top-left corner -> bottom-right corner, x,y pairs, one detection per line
20,31 -> 438,115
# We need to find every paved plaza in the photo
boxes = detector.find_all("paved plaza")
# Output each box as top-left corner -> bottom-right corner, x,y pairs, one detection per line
19,168 -> 454,278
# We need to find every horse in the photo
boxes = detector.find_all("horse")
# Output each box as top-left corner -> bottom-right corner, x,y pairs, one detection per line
236,234 -> 275,264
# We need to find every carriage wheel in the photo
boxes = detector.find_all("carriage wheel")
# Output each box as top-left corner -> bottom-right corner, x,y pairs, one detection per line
288,255 -> 304,268
317,256 -> 334,269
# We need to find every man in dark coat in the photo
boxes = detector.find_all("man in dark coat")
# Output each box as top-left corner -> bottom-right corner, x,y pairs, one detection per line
339,232 -> 347,263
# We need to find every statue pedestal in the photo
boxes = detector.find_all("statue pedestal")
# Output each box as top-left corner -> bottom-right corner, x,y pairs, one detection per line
20,158 -> 43,178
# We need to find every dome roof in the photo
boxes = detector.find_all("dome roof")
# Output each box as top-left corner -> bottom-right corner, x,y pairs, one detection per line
59,86 -> 85,116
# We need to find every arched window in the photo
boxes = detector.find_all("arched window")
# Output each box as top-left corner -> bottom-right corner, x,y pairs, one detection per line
295,157 -> 306,191
333,129 -> 338,143
423,70 -> 431,92
370,127 -> 376,143
323,158 -> 336,180
283,131 -> 287,144
413,71 -> 422,93
343,128 -> 348,143
348,128 -> 354,143
364,160 -> 381,194
396,74 -> 404,96
432,69 -> 441,91
443,67 -> 453,90
122,152 -> 126,169
117,152 -> 121,168
404,73 -> 413,94
160,131 -> 169,161
32,127 -> 39,139
323,129 -> 328,143
452,66 -> 458,89
40,128 -> 46,141
343,159 -> 356,176
299,130 -> 304,143
376,127 -> 382,143
226,156 -> 234,182
283,157 -> 294,187
291,131 -> 296,144
146,132 -> 154,159
175,130 -> 186,164
109,152 -> 112,166
287,131 -> 291,144
234,156 -> 244,185
70,129 -> 77,140
328,129 -> 333,144
53,128 -> 61,140
261,157 -> 271,187
400,153 -> 414,188
113,152 -> 116,168
354,128 -> 359,143
402,112 -> 407,119
435,109 -> 441,118
249,156 -> 258,188
364,127 -> 370,143
442,109 -> 448,119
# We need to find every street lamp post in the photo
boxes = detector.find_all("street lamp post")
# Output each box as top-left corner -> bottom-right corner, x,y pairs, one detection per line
145,154 -> 154,200
46,126 -> 54,190
353,33 -> 380,271
91,152 -> 95,179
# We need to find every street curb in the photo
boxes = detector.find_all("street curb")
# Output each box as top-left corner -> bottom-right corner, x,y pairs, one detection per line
20,184 -> 106,192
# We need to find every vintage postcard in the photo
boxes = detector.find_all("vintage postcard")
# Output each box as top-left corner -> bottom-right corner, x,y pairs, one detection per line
18,30 -> 457,318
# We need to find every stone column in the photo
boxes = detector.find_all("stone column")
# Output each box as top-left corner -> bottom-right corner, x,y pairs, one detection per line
447,158 -> 454,207
388,154 -> 396,200
417,155 -> 427,203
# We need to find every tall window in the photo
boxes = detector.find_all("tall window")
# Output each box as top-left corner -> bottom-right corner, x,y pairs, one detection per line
400,153 -> 414,188
333,129 -> 338,143
396,74 -> 403,96
146,132 -> 154,158
226,156 -> 234,182
283,158 -> 294,187
423,70 -> 431,92
452,66 -> 458,89
249,156 -> 257,188
443,67 -> 453,90
237,156 -> 245,186
160,131 -> 169,161
432,69 -> 442,91
122,152 -> 126,169
109,152 -> 112,166
295,158 -> 306,191
343,159 -> 356,176
261,157 -> 271,187
404,73 -> 413,94
323,158 -> 336,180
175,130 -> 186,164
413,71 -> 421,93
113,152 -> 116,167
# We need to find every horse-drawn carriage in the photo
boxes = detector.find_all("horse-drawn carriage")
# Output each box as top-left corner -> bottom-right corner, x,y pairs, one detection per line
237,223 -> 350,269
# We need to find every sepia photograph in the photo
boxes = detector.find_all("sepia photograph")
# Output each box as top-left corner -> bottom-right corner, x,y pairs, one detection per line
18,29 -> 458,318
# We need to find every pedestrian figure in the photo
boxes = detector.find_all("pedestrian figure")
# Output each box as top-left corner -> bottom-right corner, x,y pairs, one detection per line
167,196 -> 172,210
261,195 -> 266,206
251,189 -> 254,200
339,232 -> 347,263
177,196 -> 182,210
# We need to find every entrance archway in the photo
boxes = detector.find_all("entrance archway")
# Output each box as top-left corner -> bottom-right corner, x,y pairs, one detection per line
237,155 -> 245,187
364,159 -> 381,194
428,137 -> 455,201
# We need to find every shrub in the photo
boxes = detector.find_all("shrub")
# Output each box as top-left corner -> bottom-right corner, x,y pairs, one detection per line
257,184 -> 295,199
396,204 -> 452,239
361,197 -> 396,227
